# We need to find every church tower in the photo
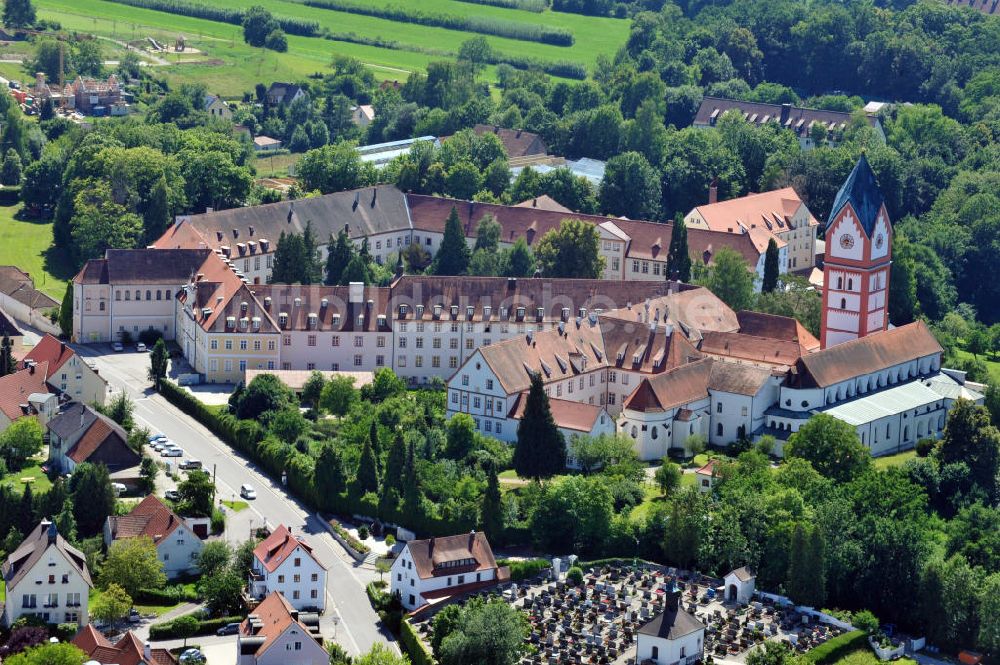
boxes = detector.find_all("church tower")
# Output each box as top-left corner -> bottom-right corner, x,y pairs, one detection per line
820,155 -> 892,349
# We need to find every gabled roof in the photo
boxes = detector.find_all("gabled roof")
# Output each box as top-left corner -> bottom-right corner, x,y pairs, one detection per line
736,311 -> 820,353
23,334 -> 77,374
699,331 -> 806,369
638,596 -> 705,640
404,531 -> 498,580
73,625 -> 176,665
708,361 -> 774,396
240,592 -> 323,658
75,249 -> 214,286
794,321 -> 942,388
623,358 -> 714,412
689,187 -> 816,240
693,96 -> 880,139
828,154 -> 885,235
0,266 -> 59,310
508,393 -> 606,433
696,459 -> 720,476
106,495 -> 189,545
66,412 -> 138,468
3,521 -> 92,589
0,362 -> 50,422
727,566 -> 754,582
514,195 -> 572,213
470,124 -> 548,158
253,525 -> 324,573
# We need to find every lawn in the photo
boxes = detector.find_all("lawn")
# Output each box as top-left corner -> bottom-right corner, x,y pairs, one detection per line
953,349 -> 1000,384
90,582 -> 197,616
221,499 -> 249,512
873,449 -> 916,469
823,647 -> 917,665
1,462 -> 54,495
34,0 -> 627,94
0,203 -> 74,300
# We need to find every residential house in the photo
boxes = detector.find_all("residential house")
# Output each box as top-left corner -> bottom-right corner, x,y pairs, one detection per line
238,592 -> 325,665
266,82 -> 306,106
692,97 -> 885,149
73,625 -> 176,665
351,104 -> 374,127
249,525 -> 327,612
694,459 -> 719,494
0,266 -> 59,333
68,75 -> 123,115
685,186 -> 818,272
47,403 -> 141,484
254,136 -> 283,152
0,363 -> 56,434
104,495 -> 204,579
205,94 -> 232,120
391,531 -> 509,612
0,307 -> 22,352
635,590 -> 705,665
2,521 -> 92,627
468,124 -> 548,159
22,334 -> 107,405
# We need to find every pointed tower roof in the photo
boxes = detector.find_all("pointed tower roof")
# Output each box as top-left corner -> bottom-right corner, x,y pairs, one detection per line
828,154 -> 885,236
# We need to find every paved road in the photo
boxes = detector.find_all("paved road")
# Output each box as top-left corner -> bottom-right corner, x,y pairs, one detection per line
74,344 -> 395,657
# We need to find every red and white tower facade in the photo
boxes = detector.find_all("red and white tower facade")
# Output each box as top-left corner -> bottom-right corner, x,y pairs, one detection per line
820,155 -> 892,349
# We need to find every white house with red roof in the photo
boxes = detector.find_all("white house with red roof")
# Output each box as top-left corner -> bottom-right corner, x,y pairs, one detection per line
104,495 -> 204,579
22,334 -> 106,406
238,591 -> 326,665
249,525 -> 327,612
391,531 -> 509,611
72,625 -> 175,665
0,362 -> 57,435
695,459 -> 721,493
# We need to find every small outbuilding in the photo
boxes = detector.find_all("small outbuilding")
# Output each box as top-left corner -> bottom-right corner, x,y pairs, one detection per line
723,566 -> 756,605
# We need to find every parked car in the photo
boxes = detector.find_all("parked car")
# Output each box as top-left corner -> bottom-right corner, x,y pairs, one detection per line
216,622 -> 240,636
111,342 -> 124,352
147,433 -> 166,443
162,447 -> 183,457
151,440 -> 170,452
179,648 -> 204,664
136,342 -> 147,352
179,459 -> 202,471
164,489 -> 180,501
239,484 -> 257,500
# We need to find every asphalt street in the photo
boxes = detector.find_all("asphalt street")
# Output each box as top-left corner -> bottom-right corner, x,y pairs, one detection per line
73,344 -> 396,657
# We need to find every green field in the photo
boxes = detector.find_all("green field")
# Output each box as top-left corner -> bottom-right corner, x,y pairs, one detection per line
872,449 -> 916,469
0,202 -> 74,300
1,462 -> 54,495
33,0 -> 627,95
953,348 -> 1000,384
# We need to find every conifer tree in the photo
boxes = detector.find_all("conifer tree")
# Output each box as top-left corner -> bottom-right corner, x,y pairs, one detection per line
340,254 -> 371,285
55,497 -> 77,542
315,444 -> 346,509
513,373 -> 567,480
667,215 -> 692,282
402,439 -> 422,520
354,436 -> 380,496
762,238 -> 780,293
301,221 -> 323,285
786,523 -> 826,607
270,231 -> 305,284
383,433 -> 406,495
480,465 -> 503,542
17,482 -> 34,536
325,230 -> 353,285
144,175 -> 171,244
432,206 -> 471,276
58,283 -> 73,339
369,420 -> 383,476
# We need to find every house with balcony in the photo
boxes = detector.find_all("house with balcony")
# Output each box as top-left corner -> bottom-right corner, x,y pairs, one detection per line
249,526 -> 327,612
1,521 -> 92,627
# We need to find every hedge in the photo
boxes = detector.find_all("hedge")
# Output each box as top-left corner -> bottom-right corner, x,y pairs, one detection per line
102,0 -> 320,36
301,0 -> 574,46
497,558 -> 551,581
803,631 -> 867,665
149,615 -> 243,639
401,619 -> 435,665
454,0 -> 546,11
135,585 -> 199,605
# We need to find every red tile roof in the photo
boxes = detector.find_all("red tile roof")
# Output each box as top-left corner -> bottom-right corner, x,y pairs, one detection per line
508,393 -> 606,433
696,459 -> 720,476
73,626 -> 176,665
23,334 -> 76,375
240,591 -> 322,658
689,187 -> 815,238
66,414 -> 139,469
514,195 -> 572,213
623,358 -> 714,412
699,331 -> 806,369
106,495 -> 186,545
470,124 -> 548,158
736,311 -> 820,353
794,321 -> 942,388
253,525 -> 323,573
0,362 -> 50,421
404,531 -> 499,580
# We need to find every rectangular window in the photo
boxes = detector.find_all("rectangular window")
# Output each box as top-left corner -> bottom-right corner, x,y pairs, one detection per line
225,340 -> 233,350
210,340 -> 218,350
473,397 -> 481,409
240,340 -> 248,350
307,362 -> 315,370
254,340 -> 261,351
398,337 -> 407,348
354,336 -> 363,347
377,336 -> 386,348
332,336 -> 340,347
465,339 -> 474,350
462,375 -> 469,386
268,340 -> 276,351
449,338 -> 458,349
376,355 -> 385,367
449,357 -> 458,369
415,338 -> 424,349
432,356 -> 440,368
415,356 -> 423,368
451,392 -> 458,404
283,335 -> 291,347
717,403 -> 723,413
433,338 -> 441,349
354,355 -> 363,366
224,360 -> 232,372
308,335 -> 317,347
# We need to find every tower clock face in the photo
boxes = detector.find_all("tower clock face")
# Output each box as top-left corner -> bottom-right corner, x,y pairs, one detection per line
875,234 -> 884,249
839,234 -> 855,250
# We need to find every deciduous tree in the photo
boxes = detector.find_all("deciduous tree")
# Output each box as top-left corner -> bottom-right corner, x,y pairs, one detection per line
100,536 -> 166,596
785,414 -> 870,484
534,218 -> 603,279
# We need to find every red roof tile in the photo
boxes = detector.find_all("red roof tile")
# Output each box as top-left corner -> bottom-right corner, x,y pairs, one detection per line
508,393 -> 605,432
73,626 -> 175,665
0,362 -> 50,421
22,334 -> 76,374
107,495 -> 186,544
253,525 -> 323,573
404,531 -> 498,580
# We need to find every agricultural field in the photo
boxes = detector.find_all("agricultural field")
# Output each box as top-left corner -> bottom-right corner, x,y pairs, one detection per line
31,0 -> 628,95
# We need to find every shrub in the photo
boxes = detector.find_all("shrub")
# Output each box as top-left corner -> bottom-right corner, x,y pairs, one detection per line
149,615 -> 243,640
851,610 -> 879,634
385,534 -> 396,548
400,619 -> 435,665
566,566 -> 584,586
915,438 -> 936,457
358,524 -> 370,540
803,631 -> 868,665
497,558 -> 550,581
328,518 -> 370,554
211,508 -> 225,534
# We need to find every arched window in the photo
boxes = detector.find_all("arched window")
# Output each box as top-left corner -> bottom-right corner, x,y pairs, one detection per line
156,290 -> 162,300
631,426 -> 637,438
651,427 -> 658,440
716,423 -> 723,437
837,276 -> 843,289
135,290 -> 141,301
903,426 -> 910,441
847,278 -> 853,290
124,291 -> 130,301
145,290 -> 151,301
840,297 -> 847,309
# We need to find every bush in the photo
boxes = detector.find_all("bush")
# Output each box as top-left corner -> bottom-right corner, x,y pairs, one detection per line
328,518 -> 370,554
400,619 -> 435,665
211,508 -> 225,534
358,524 -> 370,540
566,566 -> 584,586
149,615 -> 243,640
0,186 -> 21,204
385,534 -> 396,548
851,610 -> 879,634
803,631 -> 867,665
135,585 -> 199,605
497,558 -> 550,581
915,438 -> 936,457
138,328 -> 164,346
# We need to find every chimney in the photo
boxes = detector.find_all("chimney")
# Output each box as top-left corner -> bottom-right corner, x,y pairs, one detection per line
708,177 -> 719,204
144,642 -> 152,661
349,282 -> 364,304
29,364 -> 35,375
532,198 -> 537,208
344,223 -> 350,235
61,341 -> 66,355
507,277 -> 516,290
